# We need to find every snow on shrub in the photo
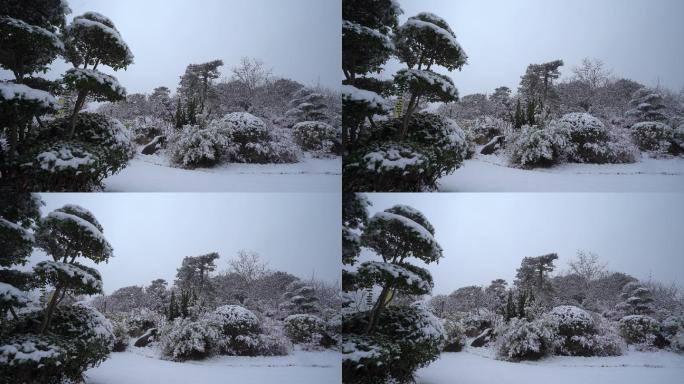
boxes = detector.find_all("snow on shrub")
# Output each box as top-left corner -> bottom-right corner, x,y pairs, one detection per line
470,116 -> 507,145
21,140 -> 107,191
160,317 -> 221,361
167,124 -> 226,168
43,112 -> 135,174
284,314 -> 327,344
671,331 -> 684,354
555,112 -> 610,163
292,121 -> 337,153
508,124 -> 568,168
544,306 -> 623,356
211,305 -> 260,336
9,304 -> 115,379
343,303 -> 445,383
0,335 -> 68,384
630,121 -> 675,154
442,317 -> 466,351
111,318 -> 129,352
495,317 -> 557,361
125,307 -> 160,337
345,113 -> 468,192
213,112 -> 299,164
619,315 -> 660,345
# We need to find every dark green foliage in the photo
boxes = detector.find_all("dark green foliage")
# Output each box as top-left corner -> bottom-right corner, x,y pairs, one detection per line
344,113 -> 468,192
3,304 -> 114,383
343,305 -> 445,384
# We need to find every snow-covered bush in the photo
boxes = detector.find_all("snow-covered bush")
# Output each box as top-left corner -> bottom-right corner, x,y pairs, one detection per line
111,318 -> 129,352
508,124 -> 568,168
213,112 -> 298,164
8,304 -> 115,380
0,334 -> 68,384
343,304 -> 445,383
462,309 -> 497,337
127,116 -> 167,144
346,113 -> 468,191
43,112 -> 135,174
630,121 -> 675,154
125,307 -> 160,337
442,317 -> 466,351
160,317 -> 221,361
20,141 -> 108,191
167,124 -> 226,168
556,113 -> 609,163
347,142 -> 430,192
470,116 -> 507,144
619,315 -> 660,345
495,317 -> 557,361
292,121 -> 337,153
670,331 -> 684,353
210,305 -> 260,336
544,306 -> 622,356
284,314 -> 328,345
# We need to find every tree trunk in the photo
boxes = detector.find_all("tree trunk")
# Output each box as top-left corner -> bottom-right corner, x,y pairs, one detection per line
40,285 -> 62,334
67,90 -> 89,139
400,93 -> 419,139
365,285 -> 391,334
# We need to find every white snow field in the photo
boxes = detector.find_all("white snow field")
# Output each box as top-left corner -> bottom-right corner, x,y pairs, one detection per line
416,348 -> 684,384
437,154 -> 684,192
85,349 -> 341,384
103,153 -> 341,192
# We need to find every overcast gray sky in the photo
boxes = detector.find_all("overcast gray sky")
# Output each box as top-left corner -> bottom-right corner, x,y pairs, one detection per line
2,0 -> 341,94
362,193 -> 684,296
31,193 -> 341,294
381,0 -> 684,95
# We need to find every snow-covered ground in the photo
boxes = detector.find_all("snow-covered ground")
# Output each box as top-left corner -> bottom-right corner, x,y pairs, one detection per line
85,348 -> 341,384
416,348 -> 684,384
103,152 -> 341,192
438,153 -> 684,192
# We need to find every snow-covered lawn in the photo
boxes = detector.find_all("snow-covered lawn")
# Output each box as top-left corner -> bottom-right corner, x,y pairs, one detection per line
416,348 -> 684,384
103,153 -> 341,192
438,154 -> 684,192
85,348 -> 341,384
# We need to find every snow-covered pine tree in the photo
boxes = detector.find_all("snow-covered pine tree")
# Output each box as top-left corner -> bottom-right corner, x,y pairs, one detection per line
1,198 -> 115,383
341,0 -> 399,149
34,204 -> 113,332
0,193 -> 43,321
343,203 -> 445,384
358,204 -> 442,332
393,12 -> 467,137
284,87 -> 329,125
626,88 -> 668,122
518,60 -> 564,109
514,253 -> 558,301
0,0 -> 65,180
279,280 -> 321,316
61,11 -> 133,137
615,281 -> 655,316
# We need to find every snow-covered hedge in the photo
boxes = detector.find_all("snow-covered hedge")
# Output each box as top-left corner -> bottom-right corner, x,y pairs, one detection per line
284,314 -> 327,345
630,121 -> 674,154
556,112 -> 611,163
168,113 -> 300,168
292,121 -> 337,153
160,305 -> 289,360
619,315 -> 660,345
343,303 -> 445,383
